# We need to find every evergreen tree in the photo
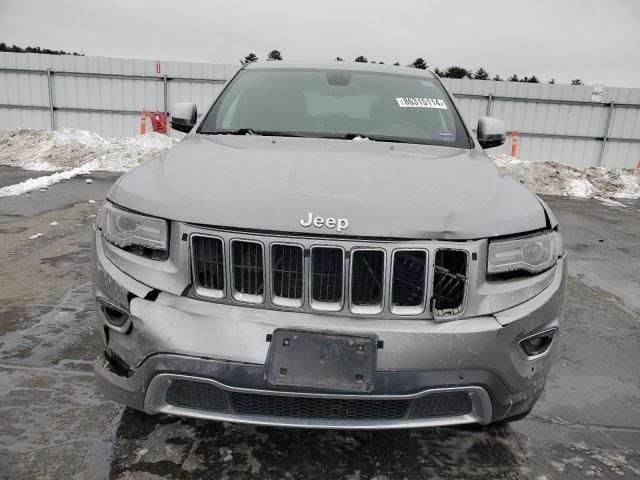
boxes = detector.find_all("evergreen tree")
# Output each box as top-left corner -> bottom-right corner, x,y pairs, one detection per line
434,67 -> 445,77
508,74 -> 519,82
241,53 -> 258,65
444,66 -> 472,79
335,56 -> 344,61
393,62 -> 401,66
474,67 -> 489,80
493,74 -> 503,81
526,75 -> 539,83
571,79 -> 583,85
548,78 -> 556,84
354,55 -> 368,63
410,57 -> 428,70
267,50 -> 283,61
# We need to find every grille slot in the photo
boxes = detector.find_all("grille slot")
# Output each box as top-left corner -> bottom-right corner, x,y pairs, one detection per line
391,250 -> 427,313
271,244 -> 304,306
311,247 -> 344,309
350,249 -> 385,313
231,240 -> 265,302
165,380 -> 229,412
410,392 -> 472,418
192,236 -> 225,297
231,392 -> 409,420
432,249 -> 468,317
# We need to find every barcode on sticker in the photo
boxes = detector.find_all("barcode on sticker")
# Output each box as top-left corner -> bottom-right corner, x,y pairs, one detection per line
396,97 -> 447,109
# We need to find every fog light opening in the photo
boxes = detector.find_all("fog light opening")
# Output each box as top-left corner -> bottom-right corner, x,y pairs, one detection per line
519,328 -> 556,358
98,298 -> 130,329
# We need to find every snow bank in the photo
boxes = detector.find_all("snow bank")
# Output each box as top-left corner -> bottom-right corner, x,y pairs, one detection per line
0,127 -> 173,172
491,154 -> 640,200
0,127 -> 174,197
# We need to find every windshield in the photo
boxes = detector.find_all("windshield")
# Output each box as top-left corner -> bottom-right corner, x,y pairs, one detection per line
199,68 -> 472,148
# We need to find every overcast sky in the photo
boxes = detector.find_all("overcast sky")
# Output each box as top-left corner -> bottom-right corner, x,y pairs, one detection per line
1,0 -> 639,87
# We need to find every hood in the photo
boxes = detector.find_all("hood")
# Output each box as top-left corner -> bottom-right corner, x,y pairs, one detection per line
109,135 -> 546,240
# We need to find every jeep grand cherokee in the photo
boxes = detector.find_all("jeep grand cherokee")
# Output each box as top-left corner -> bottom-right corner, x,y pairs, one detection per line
92,61 -> 566,429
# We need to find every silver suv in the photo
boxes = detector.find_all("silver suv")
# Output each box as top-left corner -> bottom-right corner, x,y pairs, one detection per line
92,61 -> 566,429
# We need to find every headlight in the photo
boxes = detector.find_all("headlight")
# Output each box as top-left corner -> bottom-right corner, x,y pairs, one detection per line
99,201 -> 168,257
488,230 -> 562,275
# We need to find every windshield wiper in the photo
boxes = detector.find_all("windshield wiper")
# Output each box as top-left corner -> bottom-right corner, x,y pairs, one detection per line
201,128 -> 307,138
201,128 -> 258,135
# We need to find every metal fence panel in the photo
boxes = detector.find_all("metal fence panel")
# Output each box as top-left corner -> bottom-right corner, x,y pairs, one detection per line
1,52 -> 639,169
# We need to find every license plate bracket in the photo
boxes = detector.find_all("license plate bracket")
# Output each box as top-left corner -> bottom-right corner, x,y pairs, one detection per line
266,329 -> 377,393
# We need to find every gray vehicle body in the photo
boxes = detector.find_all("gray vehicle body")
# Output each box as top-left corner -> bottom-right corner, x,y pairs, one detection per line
92,62 -> 567,429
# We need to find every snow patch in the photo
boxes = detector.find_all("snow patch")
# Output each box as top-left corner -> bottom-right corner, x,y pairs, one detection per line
0,127 -> 174,196
595,197 -> 628,208
491,154 -> 640,200
0,161 -> 98,197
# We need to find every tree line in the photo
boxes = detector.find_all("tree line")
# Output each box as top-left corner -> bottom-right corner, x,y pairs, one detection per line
1,44 -> 584,86
0,42 -> 83,56
242,52 -> 584,86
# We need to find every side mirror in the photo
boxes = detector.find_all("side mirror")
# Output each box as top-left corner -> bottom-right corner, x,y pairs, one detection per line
477,116 -> 505,149
170,102 -> 197,133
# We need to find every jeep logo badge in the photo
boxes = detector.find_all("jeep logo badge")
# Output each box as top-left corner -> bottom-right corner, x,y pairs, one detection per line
300,212 -> 349,232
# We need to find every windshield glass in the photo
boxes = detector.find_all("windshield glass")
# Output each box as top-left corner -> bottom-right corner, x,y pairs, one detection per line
199,68 -> 471,148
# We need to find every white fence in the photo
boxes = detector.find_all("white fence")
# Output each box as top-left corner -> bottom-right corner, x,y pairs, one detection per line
1,52 -> 639,169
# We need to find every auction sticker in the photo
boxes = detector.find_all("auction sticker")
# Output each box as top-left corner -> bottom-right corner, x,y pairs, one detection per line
396,97 -> 447,109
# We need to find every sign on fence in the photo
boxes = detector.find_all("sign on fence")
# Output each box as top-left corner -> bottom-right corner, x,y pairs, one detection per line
592,85 -> 604,102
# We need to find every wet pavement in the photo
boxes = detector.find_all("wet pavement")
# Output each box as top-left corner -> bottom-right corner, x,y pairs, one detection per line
0,167 -> 639,479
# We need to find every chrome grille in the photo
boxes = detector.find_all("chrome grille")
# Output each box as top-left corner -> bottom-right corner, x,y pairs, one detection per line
271,244 -> 304,306
311,247 -> 344,307
392,250 -> 427,313
350,249 -> 385,312
189,230 -> 471,320
231,240 -> 264,301
191,236 -> 225,298
432,249 -> 468,316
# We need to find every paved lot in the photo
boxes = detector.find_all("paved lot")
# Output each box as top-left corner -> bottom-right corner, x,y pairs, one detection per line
0,166 -> 639,479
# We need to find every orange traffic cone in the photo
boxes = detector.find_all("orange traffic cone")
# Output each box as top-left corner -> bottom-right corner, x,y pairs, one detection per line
510,130 -> 519,157
140,109 -> 147,135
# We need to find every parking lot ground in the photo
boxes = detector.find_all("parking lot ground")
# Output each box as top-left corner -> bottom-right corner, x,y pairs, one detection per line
0,167 -> 639,479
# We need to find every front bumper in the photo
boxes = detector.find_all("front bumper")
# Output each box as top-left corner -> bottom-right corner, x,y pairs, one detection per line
92,229 -> 567,429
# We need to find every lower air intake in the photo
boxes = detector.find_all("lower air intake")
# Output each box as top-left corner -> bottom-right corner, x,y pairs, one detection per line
165,380 -> 229,412
230,392 -> 409,420
432,249 -> 468,317
410,392 -> 472,418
